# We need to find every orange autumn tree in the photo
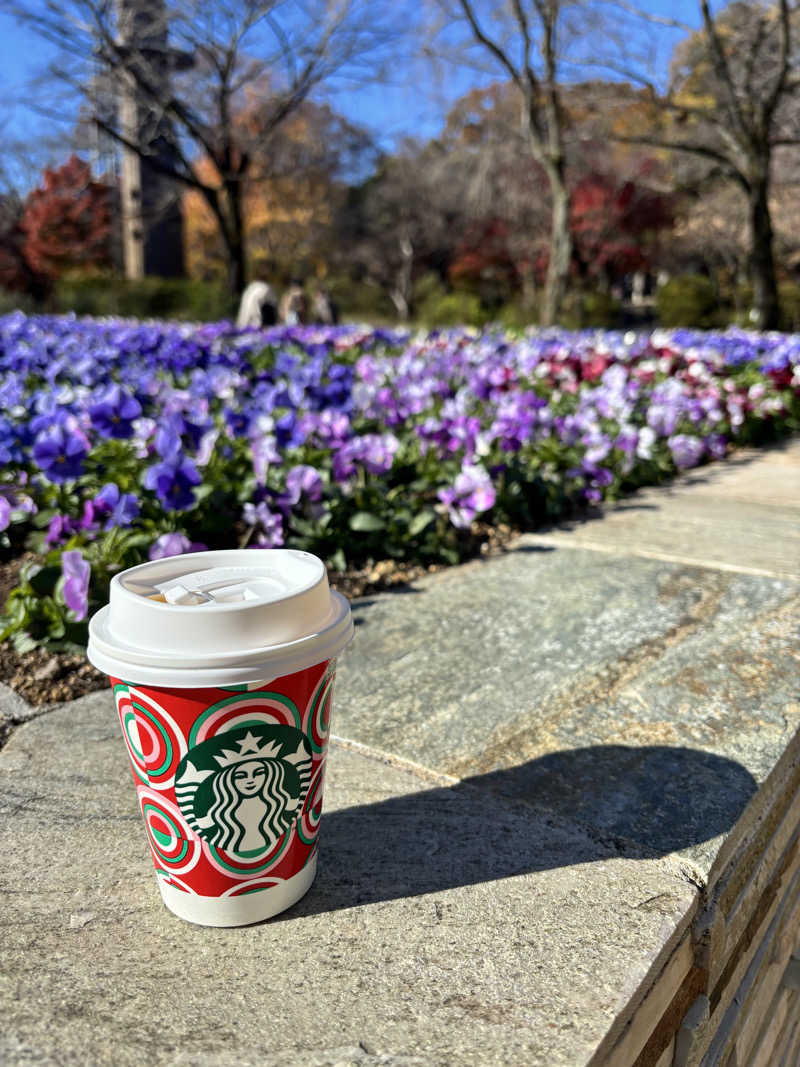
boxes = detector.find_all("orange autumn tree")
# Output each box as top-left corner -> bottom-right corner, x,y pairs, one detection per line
21,156 -> 112,280
184,98 -> 372,285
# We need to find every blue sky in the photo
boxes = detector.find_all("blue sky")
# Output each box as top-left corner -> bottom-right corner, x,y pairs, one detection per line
0,1 -> 702,185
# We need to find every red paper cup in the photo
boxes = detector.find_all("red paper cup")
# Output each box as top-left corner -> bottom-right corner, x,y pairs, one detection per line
88,550 -> 352,926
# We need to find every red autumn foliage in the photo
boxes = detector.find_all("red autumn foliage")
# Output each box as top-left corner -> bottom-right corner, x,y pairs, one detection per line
0,213 -> 33,293
446,165 -> 674,293
20,156 -> 112,280
570,171 -> 674,280
448,219 -> 519,287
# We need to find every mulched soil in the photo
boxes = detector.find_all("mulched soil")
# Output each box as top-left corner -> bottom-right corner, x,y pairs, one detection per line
0,523 -> 518,707
0,642 -> 108,707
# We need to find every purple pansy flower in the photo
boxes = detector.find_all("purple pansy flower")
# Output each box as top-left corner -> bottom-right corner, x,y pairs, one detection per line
61,549 -> 90,621
149,532 -> 207,560
143,457 -> 202,511
46,513 -> 80,547
251,433 -> 282,485
88,384 -> 142,439
285,465 -> 323,505
93,483 -> 141,529
705,434 -> 727,460
243,501 -> 284,547
32,424 -> 89,483
668,434 -> 706,470
437,465 -> 496,529
349,433 -> 400,476
153,414 -> 186,461
0,487 -> 35,531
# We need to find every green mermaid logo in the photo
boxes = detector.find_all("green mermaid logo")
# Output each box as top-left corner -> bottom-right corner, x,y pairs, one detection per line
174,725 -> 313,854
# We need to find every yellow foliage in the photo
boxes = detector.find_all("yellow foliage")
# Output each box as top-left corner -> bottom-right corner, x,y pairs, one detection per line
183,106 -> 345,281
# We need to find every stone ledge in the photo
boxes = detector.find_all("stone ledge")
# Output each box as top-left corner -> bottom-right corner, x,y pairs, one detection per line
3,438 -> 799,1065
1,696 -> 698,1067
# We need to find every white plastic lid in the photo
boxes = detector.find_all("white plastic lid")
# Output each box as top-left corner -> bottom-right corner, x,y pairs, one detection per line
87,549 -> 353,687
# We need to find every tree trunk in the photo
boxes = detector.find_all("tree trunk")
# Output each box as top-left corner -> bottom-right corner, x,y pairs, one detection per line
389,289 -> 409,320
225,237 -> 247,300
542,162 -> 571,327
223,180 -> 248,299
200,181 -> 247,300
390,236 -> 413,321
748,176 -> 780,330
518,264 -> 538,313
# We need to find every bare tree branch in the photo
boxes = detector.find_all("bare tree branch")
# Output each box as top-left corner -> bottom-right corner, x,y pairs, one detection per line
763,0 -> 792,125
455,0 -> 524,91
697,0 -> 747,139
8,0 -> 400,293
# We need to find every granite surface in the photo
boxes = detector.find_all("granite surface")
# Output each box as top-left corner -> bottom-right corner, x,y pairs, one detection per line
2,437 -> 799,1066
521,441 -> 800,579
0,693 -> 697,1067
336,552 -> 799,882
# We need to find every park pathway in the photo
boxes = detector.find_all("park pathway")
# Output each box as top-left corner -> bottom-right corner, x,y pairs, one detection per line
2,438 -> 799,1066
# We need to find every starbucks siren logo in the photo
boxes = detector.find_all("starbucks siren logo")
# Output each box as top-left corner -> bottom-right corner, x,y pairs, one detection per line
174,724 -> 313,854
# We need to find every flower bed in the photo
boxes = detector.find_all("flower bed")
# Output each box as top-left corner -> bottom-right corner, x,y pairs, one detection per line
1,312 -> 798,652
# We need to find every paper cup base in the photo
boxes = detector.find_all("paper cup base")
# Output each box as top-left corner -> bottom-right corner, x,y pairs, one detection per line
156,856 -> 318,927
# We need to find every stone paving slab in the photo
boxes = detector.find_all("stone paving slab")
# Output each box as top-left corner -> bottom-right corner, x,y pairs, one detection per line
0,692 -> 697,1067
337,551 -> 772,771
522,438 -> 800,579
336,555 -> 799,881
0,681 -> 41,741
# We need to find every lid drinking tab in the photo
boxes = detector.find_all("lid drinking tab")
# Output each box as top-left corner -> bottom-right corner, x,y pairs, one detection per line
150,566 -> 291,606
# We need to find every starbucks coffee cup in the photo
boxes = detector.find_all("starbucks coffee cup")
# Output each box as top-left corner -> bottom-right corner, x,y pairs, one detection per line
87,548 -> 353,927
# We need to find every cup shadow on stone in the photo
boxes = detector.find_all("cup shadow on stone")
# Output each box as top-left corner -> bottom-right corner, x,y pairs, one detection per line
287,745 -> 757,919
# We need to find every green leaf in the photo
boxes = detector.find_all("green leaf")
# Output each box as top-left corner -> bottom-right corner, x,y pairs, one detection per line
348,511 -> 386,532
6,593 -> 30,624
32,509 -> 57,529
116,531 -> 156,550
11,631 -> 37,654
20,561 -> 42,583
193,483 -> 215,503
408,509 -> 436,537
328,548 -> 346,572
290,516 -> 315,537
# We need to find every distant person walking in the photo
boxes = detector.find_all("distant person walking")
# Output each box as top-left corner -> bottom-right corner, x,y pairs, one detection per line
311,285 -> 338,325
279,281 -> 307,325
236,281 -> 278,328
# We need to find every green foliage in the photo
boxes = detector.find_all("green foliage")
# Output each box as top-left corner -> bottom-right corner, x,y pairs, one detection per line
416,287 -> 490,327
52,276 -> 235,322
560,290 -> 623,329
0,524 -> 192,653
0,288 -> 37,315
324,273 -> 395,322
1,554 -> 85,653
656,274 -> 721,328
496,300 -> 538,331
779,282 -> 800,332
581,291 -> 623,328
715,281 -> 800,332
412,272 -> 446,308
